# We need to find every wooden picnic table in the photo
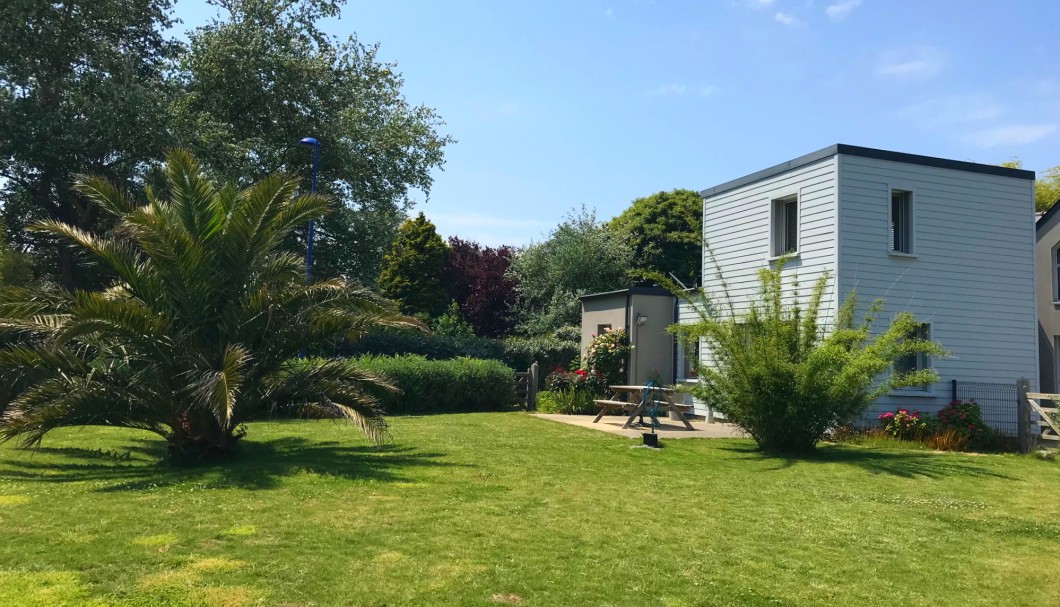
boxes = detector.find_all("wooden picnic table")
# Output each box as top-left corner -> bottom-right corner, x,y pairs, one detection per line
593,384 -> 695,430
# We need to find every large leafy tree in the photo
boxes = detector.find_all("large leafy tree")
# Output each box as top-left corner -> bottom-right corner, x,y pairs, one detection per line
0,0 -> 180,289
609,189 -> 703,285
508,207 -> 633,335
444,237 -> 517,337
177,0 -> 453,284
0,151 -> 419,462
377,213 -> 450,317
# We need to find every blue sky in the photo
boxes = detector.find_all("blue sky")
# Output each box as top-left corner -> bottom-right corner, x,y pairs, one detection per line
176,0 -> 1060,246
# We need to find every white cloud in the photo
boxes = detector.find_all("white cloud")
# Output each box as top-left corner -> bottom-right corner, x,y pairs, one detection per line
876,46 -> 946,78
963,124 -> 1057,148
826,0 -> 861,21
646,84 -> 718,97
774,11 -> 802,26
898,94 -> 1002,128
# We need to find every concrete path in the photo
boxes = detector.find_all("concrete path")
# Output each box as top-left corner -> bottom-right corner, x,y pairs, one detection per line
532,414 -> 746,439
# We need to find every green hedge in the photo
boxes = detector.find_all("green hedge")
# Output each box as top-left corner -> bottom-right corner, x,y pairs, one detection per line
338,328 -> 505,361
356,355 -> 517,415
500,336 -> 580,374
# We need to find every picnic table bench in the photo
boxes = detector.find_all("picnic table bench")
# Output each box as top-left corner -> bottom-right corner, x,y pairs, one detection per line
593,384 -> 695,430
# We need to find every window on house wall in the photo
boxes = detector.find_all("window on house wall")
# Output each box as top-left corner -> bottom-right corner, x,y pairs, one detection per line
771,195 -> 798,257
894,322 -> 930,388
890,189 -> 913,254
1054,247 -> 1060,302
678,339 -> 700,381
596,323 -> 612,336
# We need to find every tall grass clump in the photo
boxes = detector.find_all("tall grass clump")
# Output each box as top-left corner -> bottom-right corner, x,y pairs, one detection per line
663,253 -> 946,453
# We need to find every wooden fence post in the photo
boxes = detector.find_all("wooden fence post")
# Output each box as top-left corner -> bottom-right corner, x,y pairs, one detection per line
1016,377 -> 1032,453
527,361 -> 538,411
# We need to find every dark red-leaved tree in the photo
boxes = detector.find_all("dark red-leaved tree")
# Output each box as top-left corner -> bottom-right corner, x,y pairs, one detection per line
445,237 -> 517,337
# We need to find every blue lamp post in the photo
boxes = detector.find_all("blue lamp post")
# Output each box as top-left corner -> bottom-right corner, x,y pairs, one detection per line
298,137 -> 320,282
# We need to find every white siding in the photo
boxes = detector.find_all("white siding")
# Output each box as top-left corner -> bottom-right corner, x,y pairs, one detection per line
836,154 -> 1038,420
700,156 -> 839,320
686,157 -> 839,418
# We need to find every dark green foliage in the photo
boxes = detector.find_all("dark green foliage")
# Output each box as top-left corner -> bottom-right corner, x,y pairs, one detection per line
671,255 -> 946,453
177,0 -> 452,284
339,328 -> 505,361
500,336 -> 580,375
609,189 -> 703,284
355,355 -> 517,414
0,152 -> 421,462
0,0 -> 180,289
377,213 -> 450,317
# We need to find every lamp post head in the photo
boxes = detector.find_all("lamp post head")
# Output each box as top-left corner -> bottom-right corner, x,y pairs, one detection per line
299,137 -> 319,147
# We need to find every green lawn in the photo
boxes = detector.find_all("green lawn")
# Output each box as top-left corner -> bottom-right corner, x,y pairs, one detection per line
1,414 -> 1058,607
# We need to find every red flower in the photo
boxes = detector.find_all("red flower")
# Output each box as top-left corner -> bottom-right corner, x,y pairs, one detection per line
574,369 -> 587,376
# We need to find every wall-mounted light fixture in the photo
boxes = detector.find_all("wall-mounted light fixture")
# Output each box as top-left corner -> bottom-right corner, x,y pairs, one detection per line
636,314 -> 648,326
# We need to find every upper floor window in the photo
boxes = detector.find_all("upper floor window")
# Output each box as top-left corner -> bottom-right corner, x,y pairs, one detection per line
771,195 -> 798,257
890,189 -> 914,254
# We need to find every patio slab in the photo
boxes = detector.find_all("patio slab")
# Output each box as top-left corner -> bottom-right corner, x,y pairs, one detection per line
532,414 -> 746,439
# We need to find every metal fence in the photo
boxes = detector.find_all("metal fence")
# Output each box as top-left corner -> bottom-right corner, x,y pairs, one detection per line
952,380 -> 1018,435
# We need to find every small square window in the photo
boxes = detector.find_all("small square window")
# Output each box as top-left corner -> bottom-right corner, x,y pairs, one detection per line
771,195 -> 798,257
891,190 -> 913,254
596,324 -> 612,336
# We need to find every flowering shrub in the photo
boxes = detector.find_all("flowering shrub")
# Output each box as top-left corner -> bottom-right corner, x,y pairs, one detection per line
544,367 -> 606,395
935,400 -> 989,441
585,328 -> 630,385
878,408 -> 927,439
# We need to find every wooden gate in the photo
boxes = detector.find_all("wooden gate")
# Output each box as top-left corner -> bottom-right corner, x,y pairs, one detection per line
514,362 -> 539,410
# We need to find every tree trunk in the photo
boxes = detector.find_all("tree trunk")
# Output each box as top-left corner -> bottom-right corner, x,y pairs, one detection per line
167,414 -> 245,465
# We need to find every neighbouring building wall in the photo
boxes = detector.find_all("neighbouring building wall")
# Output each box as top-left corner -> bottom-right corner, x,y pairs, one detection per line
1035,212 -> 1060,392
627,293 -> 676,385
836,153 -> 1038,417
580,293 -> 628,362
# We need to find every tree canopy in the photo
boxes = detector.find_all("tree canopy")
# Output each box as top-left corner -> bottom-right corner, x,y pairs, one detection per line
508,207 -> 633,335
176,0 -> 453,284
0,0 -> 180,289
444,238 -> 517,337
609,189 -> 703,285
1001,160 -> 1060,212
377,213 -> 450,317
0,0 -> 452,289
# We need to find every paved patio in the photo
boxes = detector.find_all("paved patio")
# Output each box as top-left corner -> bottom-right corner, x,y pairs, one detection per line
532,414 -> 746,439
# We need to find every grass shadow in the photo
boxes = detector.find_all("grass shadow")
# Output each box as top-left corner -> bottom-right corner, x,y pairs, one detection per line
719,442 -> 1017,480
1,436 -> 460,492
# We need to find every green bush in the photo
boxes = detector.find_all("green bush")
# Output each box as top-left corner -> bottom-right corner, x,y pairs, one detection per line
537,389 -> 596,415
585,329 -> 630,385
670,255 -> 946,453
501,336 -> 580,374
355,355 -> 517,415
339,328 -> 505,361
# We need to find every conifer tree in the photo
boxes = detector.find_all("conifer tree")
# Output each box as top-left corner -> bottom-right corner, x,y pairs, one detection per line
377,213 -> 450,316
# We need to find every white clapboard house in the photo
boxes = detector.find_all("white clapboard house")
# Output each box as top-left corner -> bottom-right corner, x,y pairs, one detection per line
679,144 -> 1038,427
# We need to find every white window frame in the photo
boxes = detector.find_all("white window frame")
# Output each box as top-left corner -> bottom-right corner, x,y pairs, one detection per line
768,191 -> 800,259
887,184 -> 917,258
676,338 -> 700,383
892,322 -> 932,394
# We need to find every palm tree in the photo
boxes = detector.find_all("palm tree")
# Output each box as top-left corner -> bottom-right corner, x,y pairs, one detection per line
0,150 -> 420,462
